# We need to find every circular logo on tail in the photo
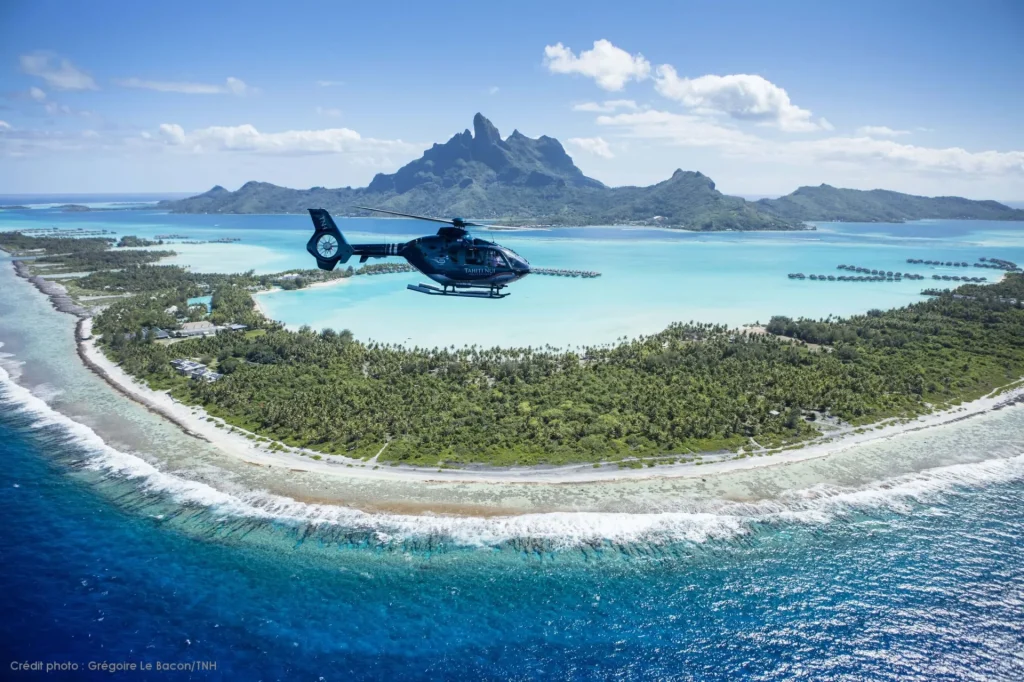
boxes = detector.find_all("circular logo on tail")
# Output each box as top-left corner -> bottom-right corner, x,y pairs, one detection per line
316,234 -> 339,258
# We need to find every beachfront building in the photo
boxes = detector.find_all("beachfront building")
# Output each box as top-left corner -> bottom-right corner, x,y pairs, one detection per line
174,321 -> 217,338
170,359 -> 224,382
170,359 -> 205,375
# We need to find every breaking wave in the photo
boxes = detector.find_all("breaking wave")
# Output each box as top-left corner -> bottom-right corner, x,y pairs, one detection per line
3,362 -> 1024,551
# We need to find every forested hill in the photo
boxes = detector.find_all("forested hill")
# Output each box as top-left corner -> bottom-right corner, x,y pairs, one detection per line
158,114 -> 799,231
757,184 -> 1024,223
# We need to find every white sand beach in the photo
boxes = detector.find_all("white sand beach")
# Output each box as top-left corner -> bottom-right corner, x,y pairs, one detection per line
252,275 -> 352,317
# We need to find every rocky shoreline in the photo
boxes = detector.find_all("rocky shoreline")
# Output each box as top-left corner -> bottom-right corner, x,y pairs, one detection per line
12,259 -> 90,317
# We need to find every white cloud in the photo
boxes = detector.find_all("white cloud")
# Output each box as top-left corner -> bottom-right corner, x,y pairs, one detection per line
567,136 -> 614,159
0,121 -> 10,130
543,40 -> 651,91
154,122 -> 417,156
786,136 -> 1024,176
315,106 -> 342,118
486,86 -> 500,95
856,125 -> 910,138
594,107 -> 1024,177
20,52 -> 97,91
653,66 -> 828,132
115,76 -> 256,95
158,123 -> 187,144
316,80 -> 343,87
29,87 -> 47,102
44,102 -> 72,115
572,99 -> 638,113
596,109 -> 758,148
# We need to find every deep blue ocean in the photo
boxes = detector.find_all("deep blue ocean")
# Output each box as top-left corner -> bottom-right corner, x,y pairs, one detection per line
3,403 -> 1023,681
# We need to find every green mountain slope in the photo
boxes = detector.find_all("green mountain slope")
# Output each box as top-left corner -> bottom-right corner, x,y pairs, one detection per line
758,184 -> 1024,222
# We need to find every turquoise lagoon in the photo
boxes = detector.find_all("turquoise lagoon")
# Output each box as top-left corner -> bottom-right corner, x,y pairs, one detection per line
3,207 -> 1023,349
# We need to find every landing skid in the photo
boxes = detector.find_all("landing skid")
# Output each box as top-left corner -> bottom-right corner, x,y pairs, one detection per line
407,282 -> 509,299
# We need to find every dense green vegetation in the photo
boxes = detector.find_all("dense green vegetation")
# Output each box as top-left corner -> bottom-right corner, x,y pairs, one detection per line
116,235 -> 162,247
758,184 -> 1024,223
38,248 -> 175,272
99,275 -> 1024,467
0,232 -> 113,254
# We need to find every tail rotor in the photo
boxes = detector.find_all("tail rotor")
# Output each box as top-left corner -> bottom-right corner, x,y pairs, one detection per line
306,209 -> 354,270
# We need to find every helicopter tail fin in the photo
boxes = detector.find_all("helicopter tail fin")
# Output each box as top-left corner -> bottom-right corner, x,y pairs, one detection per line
306,209 -> 354,270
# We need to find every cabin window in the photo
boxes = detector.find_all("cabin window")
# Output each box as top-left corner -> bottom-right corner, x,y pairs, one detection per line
486,250 -> 510,268
465,249 -> 485,266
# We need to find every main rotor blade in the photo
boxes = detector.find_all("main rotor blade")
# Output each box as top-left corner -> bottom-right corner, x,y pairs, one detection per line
354,206 -> 454,225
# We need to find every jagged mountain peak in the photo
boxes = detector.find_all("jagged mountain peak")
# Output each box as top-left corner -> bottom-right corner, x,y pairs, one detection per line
367,113 -> 603,194
473,113 -> 502,143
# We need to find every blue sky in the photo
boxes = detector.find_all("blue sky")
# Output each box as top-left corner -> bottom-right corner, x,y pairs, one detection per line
1,0 -> 1022,199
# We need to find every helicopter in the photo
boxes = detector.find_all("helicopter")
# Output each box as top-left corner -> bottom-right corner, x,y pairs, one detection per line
305,206 -> 531,299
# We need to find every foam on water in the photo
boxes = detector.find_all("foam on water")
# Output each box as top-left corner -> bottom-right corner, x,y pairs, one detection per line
5,361 -> 1024,551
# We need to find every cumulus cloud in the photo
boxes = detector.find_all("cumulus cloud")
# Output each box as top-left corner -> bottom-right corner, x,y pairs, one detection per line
545,40 -> 826,132
158,123 -> 187,145
567,136 -> 614,158
653,66 -> 829,132
856,125 -> 910,138
20,51 -> 97,90
154,122 -> 417,156
543,40 -> 651,91
572,99 -> 638,113
29,87 -> 46,102
115,76 -> 256,95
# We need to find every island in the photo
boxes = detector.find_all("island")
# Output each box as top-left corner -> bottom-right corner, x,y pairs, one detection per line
117,235 -> 163,247
3,229 -> 1022,471
158,113 -> 1024,229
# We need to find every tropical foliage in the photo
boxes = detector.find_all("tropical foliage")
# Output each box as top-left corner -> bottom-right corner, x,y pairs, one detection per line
100,276 -> 1024,466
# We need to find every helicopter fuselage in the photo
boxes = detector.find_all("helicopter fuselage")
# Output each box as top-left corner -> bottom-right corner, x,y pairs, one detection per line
306,208 -> 531,296
398,231 -> 531,290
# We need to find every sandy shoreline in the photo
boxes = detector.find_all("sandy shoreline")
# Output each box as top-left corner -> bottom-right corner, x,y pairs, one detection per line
252,275 -> 351,317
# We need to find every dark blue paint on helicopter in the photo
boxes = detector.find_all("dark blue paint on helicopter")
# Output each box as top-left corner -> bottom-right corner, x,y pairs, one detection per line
306,207 -> 531,298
